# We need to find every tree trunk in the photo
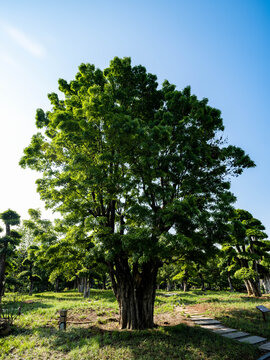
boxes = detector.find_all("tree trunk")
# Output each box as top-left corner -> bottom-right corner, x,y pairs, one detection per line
244,279 -> 252,295
74,276 -> 78,290
249,279 -> 261,297
198,273 -> 205,291
0,254 -> 7,303
0,224 -> 9,303
83,277 -> 90,298
55,278 -> 59,292
29,264 -> 33,295
261,275 -> 270,294
108,257 -> 159,329
244,279 -> 261,297
227,276 -> 234,292
101,275 -> 107,290
29,280 -> 33,296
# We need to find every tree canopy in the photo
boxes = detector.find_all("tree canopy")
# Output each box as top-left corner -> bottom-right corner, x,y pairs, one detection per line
20,57 -> 255,329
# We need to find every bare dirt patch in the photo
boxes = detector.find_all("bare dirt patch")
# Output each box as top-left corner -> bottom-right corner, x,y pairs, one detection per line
67,308 -> 120,330
154,310 -> 190,327
184,303 -> 210,314
65,307 -> 189,330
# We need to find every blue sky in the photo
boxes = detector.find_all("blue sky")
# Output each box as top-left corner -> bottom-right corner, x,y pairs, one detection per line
0,0 -> 269,233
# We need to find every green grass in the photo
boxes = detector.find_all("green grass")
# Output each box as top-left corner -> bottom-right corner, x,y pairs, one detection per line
0,290 -> 263,359
168,289 -> 270,338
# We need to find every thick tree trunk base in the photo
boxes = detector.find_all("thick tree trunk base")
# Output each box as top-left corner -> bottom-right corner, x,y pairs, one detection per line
109,259 -> 159,330
244,279 -> 261,297
261,276 -> 270,294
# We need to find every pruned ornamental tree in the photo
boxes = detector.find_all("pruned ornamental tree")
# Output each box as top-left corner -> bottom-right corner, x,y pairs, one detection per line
222,209 -> 269,297
0,210 -> 20,302
20,57 -> 254,329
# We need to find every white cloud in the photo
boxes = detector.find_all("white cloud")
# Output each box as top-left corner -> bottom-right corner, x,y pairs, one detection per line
0,51 -> 20,69
2,23 -> 46,58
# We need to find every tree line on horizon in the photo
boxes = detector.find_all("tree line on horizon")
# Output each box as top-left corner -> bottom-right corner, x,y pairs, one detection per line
1,206 -> 270,300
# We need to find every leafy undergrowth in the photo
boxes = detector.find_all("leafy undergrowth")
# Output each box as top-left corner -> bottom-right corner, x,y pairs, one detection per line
0,290 -> 262,359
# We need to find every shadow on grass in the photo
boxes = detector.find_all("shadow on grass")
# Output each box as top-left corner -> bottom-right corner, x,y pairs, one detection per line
51,323 -> 260,359
33,290 -> 117,303
2,301 -> 52,315
33,295 -> 84,301
7,321 -> 260,360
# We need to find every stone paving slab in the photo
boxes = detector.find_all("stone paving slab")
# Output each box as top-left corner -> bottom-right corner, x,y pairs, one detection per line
186,311 -> 203,314
200,324 -> 225,330
194,319 -> 221,325
259,342 -> 270,351
164,293 -> 178,297
185,310 -> 270,356
211,327 -> 237,334
187,313 -> 204,316
238,335 -> 267,344
257,352 -> 270,360
222,331 -> 249,339
190,316 -> 213,321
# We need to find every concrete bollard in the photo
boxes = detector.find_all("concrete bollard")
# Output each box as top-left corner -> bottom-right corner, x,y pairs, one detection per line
59,309 -> 67,330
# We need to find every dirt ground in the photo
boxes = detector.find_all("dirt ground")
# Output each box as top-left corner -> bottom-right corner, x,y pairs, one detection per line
65,306 -> 193,330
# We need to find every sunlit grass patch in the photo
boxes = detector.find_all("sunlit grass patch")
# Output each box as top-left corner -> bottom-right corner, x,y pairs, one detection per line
0,290 -> 264,359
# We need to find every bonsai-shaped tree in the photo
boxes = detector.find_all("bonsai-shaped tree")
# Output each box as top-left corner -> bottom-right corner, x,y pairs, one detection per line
222,209 -> 268,297
0,209 -> 20,302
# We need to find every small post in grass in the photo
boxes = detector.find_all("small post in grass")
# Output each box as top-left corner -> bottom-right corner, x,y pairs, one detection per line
256,305 -> 270,322
59,309 -> 67,330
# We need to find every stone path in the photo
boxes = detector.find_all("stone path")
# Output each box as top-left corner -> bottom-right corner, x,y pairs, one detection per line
182,308 -> 270,360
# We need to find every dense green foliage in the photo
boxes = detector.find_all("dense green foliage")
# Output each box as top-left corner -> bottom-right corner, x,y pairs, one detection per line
19,57 -> 256,328
221,209 -> 270,296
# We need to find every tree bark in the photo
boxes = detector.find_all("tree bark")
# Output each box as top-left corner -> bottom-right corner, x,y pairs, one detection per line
166,282 -> 171,291
29,280 -> 33,296
244,280 -> 252,295
227,276 -> 234,292
0,224 -> 10,303
83,277 -> 90,298
244,279 -> 261,297
199,272 -> 205,291
55,278 -> 59,292
29,264 -> 33,295
0,255 -> 6,303
102,275 -> 107,290
108,257 -> 159,329
261,275 -> 270,294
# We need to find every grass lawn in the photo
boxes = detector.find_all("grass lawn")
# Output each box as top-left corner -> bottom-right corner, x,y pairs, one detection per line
0,289 -> 266,359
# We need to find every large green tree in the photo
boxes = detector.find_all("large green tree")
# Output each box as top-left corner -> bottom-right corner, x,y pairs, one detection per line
20,57 -> 254,329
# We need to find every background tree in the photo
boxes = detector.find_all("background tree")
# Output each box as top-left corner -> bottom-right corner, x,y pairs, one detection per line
15,209 -> 58,293
20,57 -> 254,329
0,210 -> 20,302
18,245 -> 40,295
222,209 -> 269,296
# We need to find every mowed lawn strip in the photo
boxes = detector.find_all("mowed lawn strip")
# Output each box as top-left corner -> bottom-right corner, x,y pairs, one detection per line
0,290 -> 262,360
